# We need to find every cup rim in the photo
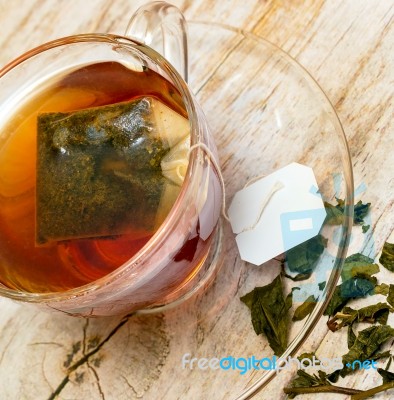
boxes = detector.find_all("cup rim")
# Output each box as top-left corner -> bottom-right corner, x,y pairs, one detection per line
0,33 -> 204,302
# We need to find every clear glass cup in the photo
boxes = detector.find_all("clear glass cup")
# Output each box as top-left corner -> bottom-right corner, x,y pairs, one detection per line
0,2 -> 223,316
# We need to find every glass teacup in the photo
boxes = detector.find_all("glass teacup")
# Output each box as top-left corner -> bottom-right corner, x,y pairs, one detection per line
0,2 -> 222,316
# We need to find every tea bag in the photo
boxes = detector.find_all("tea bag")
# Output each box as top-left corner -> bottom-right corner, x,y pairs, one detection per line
161,136 -> 190,186
36,97 -> 189,244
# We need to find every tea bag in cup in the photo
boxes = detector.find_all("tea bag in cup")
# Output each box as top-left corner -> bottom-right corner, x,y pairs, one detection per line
36,96 -> 189,244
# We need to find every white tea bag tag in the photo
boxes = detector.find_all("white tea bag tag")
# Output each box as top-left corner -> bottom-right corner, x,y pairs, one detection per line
228,163 -> 326,265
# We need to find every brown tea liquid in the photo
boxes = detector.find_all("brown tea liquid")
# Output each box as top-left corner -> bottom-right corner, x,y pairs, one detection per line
0,62 -> 186,292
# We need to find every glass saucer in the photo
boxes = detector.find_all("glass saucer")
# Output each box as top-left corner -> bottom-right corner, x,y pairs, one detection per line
149,21 -> 353,399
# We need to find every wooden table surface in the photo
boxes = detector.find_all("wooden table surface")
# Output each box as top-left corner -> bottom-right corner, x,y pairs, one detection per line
0,1 -> 393,399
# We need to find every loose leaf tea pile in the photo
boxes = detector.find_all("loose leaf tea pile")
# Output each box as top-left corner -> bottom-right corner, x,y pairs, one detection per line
239,194 -> 394,398
284,242 -> 394,399
36,96 -> 189,244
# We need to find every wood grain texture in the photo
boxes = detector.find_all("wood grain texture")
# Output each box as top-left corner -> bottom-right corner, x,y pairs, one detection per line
0,1 -> 393,399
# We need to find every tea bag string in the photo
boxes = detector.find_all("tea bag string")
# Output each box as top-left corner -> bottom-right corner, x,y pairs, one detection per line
187,143 -> 283,232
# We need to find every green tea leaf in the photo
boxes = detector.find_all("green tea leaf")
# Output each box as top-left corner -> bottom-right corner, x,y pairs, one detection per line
371,351 -> 392,362
297,352 -> 317,362
240,274 -> 289,356
286,235 -> 327,274
379,242 -> 394,272
324,253 -> 379,316
324,276 -> 377,316
341,253 -> 379,281
318,281 -> 326,291
354,200 -> 371,225
347,325 -> 356,349
287,370 -> 331,398
341,274 -> 377,297
283,272 -> 312,282
327,369 -> 341,383
330,355 -> 393,383
290,370 -> 316,386
384,355 -> 392,371
342,325 -> 394,374
340,302 -> 391,326
387,284 -> 394,307
285,287 -> 300,311
378,368 -> 394,384
375,283 -> 390,296
328,328 -> 393,383
336,198 -> 370,225
324,284 -> 348,317
324,199 -> 370,226
324,201 -> 344,225
239,290 -> 254,310
362,224 -> 370,233
327,303 -> 392,331
293,295 -> 317,322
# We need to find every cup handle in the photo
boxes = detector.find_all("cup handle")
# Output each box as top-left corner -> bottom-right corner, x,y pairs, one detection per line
125,1 -> 189,82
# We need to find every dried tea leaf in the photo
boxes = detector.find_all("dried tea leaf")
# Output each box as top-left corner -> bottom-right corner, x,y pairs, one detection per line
297,352 -> 317,362
324,285 -> 348,317
324,198 -> 370,226
341,253 -> 379,281
347,325 -> 356,349
341,326 -> 394,377
283,272 -> 312,282
362,224 -> 370,233
341,253 -> 379,280
292,295 -> 317,322
324,275 -> 377,316
285,287 -> 300,311
336,198 -> 370,225
240,274 -> 289,356
353,200 -> 371,225
378,368 -> 394,384
324,253 -> 379,316
343,276 -> 378,294
239,290 -> 254,310
341,303 -> 391,326
36,97 -> 189,244
387,284 -> 394,307
324,201 -> 345,225
287,370 -> 331,398
379,242 -> 394,272
327,302 -> 392,331
286,234 -> 327,275
384,356 -> 392,371
328,331 -> 393,383
371,351 -> 392,362
375,283 -> 390,296
327,369 -> 341,383
341,274 -> 377,298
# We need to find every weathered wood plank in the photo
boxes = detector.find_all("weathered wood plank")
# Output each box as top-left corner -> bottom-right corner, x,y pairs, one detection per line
0,1 -> 392,399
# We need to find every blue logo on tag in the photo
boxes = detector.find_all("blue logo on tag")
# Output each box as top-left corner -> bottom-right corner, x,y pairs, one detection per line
280,208 -> 326,251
